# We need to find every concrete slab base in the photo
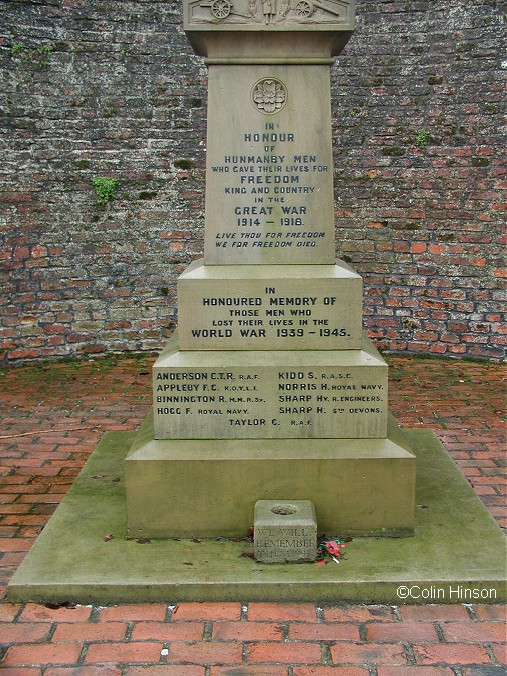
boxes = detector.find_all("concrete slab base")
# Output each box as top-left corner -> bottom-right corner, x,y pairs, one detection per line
7,429 -> 506,605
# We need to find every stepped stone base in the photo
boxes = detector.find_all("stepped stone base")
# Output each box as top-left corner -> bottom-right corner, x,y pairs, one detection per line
8,427 -> 506,605
125,412 -> 416,539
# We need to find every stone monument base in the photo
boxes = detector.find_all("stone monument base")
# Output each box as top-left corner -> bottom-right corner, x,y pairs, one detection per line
7,427 -> 506,604
125,413 -> 415,538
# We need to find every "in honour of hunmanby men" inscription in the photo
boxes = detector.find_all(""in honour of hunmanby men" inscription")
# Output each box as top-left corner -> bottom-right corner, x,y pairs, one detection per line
205,66 -> 335,264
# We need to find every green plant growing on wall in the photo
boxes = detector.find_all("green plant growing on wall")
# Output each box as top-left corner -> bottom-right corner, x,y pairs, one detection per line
174,158 -> 195,170
11,42 -> 53,66
415,129 -> 431,149
92,177 -> 119,205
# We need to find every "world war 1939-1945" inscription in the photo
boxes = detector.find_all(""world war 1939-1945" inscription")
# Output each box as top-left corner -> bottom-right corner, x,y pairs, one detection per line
177,261 -> 362,350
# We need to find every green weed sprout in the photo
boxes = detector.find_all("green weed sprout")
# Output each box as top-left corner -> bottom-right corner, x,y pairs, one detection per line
415,130 -> 431,149
92,177 -> 119,205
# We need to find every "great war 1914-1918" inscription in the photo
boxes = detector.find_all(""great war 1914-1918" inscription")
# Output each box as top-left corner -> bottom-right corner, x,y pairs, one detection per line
205,66 -> 334,264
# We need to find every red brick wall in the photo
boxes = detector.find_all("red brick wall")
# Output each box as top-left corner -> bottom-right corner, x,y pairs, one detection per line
332,0 -> 505,361
1,0 -> 504,364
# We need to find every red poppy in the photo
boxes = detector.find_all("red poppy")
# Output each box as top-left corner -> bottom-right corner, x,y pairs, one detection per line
326,540 -> 341,556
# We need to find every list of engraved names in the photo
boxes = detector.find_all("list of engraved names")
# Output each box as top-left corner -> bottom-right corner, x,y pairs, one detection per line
154,367 -> 386,439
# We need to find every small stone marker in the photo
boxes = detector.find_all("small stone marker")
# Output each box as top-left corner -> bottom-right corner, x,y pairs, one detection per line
254,500 -> 317,563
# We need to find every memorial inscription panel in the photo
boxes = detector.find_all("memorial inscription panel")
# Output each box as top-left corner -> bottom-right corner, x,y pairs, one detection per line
177,261 -> 362,350
204,66 -> 334,264
152,336 -> 388,440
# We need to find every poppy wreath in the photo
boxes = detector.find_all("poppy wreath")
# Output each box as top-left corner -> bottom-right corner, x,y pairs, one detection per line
315,538 -> 346,565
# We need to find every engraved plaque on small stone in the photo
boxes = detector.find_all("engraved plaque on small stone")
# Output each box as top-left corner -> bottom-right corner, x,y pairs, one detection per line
254,499 -> 317,563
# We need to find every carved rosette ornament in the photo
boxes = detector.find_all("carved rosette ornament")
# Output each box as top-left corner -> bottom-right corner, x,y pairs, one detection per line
252,78 -> 287,113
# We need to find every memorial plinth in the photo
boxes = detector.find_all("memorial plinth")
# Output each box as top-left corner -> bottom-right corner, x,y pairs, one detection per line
177,260 -> 363,351
152,334 -> 388,440
125,0 -> 417,541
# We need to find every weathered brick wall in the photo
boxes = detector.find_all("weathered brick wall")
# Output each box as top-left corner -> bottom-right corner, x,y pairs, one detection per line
332,0 -> 505,361
1,0 -> 504,364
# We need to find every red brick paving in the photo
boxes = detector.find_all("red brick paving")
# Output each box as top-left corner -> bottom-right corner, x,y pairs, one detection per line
213,621 -> 285,641
0,354 -> 505,672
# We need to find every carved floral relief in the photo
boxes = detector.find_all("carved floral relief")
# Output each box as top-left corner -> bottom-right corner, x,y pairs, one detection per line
252,78 -> 287,113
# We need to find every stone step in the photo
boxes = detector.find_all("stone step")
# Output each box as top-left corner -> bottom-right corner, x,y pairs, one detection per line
126,413 -> 415,538
177,259 -> 363,351
153,332 -> 388,440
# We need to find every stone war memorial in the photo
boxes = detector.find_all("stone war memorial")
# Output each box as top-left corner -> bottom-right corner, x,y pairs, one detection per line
8,0 -> 506,603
